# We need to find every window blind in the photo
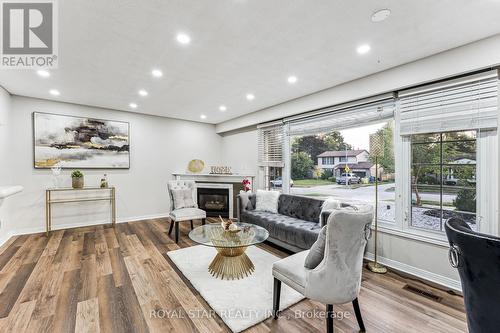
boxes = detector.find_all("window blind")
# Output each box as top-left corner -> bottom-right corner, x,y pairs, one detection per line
287,98 -> 396,136
399,70 -> 499,135
257,122 -> 284,167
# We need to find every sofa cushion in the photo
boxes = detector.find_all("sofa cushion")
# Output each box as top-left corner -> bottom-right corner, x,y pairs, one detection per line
241,210 -> 321,249
278,194 -> 323,223
255,190 -> 280,213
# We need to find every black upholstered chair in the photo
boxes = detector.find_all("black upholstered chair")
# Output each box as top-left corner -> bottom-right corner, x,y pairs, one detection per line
444,218 -> 500,333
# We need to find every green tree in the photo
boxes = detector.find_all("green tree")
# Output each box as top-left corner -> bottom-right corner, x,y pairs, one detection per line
292,131 -> 351,165
291,152 -> 314,179
454,189 -> 476,213
369,122 -> 395,173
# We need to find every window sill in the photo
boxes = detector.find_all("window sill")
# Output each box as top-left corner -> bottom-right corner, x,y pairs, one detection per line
373,224 -> 450,248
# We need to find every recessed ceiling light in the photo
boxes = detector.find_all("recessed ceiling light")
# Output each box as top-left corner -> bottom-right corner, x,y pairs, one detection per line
49,89 -> 60,96
219,105 -> 227,112
176,33 -> 191,45
129,103 -> 138,109
246,93 -> 255,101
138,89 -> 148,97
287,76 -> 298,84
37,69 -> 50,78
357,44 -> 371,55
371,9 -> 391,22
151,69 -> 163,77
200,114 -> 207,119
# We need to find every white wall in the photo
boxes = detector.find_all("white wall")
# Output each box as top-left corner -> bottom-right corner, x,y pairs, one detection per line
4,96 -> 222,235
0,86 -> 13,243
220,127 -> 260,188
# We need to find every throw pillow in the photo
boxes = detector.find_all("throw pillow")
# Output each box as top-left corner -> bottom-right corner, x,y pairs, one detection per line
171,188 -> 196,210
304,225 -> 327,269
319,197 -> 341,226
255,189 -> 280,213
239,190 -> 254,210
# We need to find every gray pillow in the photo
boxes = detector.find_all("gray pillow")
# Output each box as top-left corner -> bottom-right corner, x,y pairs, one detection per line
171,188 -> 196,210
304,225 -> 327,269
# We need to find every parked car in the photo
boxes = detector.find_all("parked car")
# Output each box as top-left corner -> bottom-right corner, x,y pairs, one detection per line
337,173 -> 361,185
270,177 -> 294,187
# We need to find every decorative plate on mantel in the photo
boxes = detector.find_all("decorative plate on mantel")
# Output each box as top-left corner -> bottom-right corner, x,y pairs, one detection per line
187,159 -> 205,173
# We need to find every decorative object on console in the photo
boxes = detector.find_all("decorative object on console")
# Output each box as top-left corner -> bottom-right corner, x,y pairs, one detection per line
187,159 -> 205,173
71,170 -> 84,189
210,166 -> 232,174
33,112 -> 130,169
51,164 -> 62,188
255,189 -> 280,214
367,132 -> 387,274
100,173 -> 109,188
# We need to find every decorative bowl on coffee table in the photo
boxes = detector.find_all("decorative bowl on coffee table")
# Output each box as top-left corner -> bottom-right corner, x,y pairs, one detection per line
189,222 -> 269,280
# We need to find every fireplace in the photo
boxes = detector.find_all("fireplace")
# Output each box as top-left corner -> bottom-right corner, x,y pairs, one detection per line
197,187 -> 230,218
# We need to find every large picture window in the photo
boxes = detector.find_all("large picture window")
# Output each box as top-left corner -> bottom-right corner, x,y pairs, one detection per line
410,131 -> 477,232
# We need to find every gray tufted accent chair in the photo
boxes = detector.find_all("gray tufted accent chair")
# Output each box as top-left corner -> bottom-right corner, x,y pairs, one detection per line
272,205 -> 373,333
167,180 -> 206,243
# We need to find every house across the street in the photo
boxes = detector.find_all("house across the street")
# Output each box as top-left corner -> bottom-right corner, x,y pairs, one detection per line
317,149 -> 378,178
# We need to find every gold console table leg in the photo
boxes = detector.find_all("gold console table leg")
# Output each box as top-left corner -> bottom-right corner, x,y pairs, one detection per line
208,246 -> 255,280
111,187 -> 116,227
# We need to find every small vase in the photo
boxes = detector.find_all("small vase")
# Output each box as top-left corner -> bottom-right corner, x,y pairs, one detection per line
72,177 -> 84,189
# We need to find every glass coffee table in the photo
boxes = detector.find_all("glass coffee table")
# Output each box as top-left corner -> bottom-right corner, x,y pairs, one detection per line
189,222 -> 269,280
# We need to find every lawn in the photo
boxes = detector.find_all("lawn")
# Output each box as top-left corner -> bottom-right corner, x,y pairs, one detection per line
293,179 -> 335,187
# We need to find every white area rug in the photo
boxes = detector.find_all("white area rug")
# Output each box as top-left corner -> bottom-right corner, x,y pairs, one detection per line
167,245 -> 304,332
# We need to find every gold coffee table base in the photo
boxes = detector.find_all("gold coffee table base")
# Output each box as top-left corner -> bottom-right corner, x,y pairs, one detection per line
208,246 -> 255,280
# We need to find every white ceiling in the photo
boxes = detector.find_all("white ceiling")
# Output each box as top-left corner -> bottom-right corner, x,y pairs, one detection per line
2,0 -> 500,124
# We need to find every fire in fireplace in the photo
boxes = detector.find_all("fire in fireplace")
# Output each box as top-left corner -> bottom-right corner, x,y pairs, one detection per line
197,187 -> 230,218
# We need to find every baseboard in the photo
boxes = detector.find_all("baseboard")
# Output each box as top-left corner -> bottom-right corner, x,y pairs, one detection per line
364,252 -> 462,292
0,213 -> 170,247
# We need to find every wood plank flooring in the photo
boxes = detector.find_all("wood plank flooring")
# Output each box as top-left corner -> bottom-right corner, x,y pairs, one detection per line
0,218 -> 467,332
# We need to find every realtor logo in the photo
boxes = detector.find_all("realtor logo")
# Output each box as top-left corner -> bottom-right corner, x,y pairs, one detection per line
1,0 -> 58,68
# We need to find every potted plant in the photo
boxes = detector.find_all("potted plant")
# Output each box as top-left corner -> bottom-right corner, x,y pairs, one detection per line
71,170 -> 84,189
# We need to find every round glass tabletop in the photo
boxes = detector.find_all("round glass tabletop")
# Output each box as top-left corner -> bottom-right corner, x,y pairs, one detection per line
189,222 -> 269,248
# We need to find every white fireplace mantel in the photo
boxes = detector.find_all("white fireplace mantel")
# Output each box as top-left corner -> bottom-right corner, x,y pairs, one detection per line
172,173 -> 255,184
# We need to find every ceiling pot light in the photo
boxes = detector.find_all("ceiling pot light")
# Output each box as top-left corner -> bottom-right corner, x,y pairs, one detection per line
129,103 -> 138,109
151,69 -> 163,77
138,89 -> 148,97
371,9 -> 391,22
200,114 -> 207,119
219,105 -> 227,112
246,93 -> 255,101
49,89 -> 60,96
287,76 -> 298,84
357,44 -> 371,55
37,69 -> 50,78
176,33 -> 191,45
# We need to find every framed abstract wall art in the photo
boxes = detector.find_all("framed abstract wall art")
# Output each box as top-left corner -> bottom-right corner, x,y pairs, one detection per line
33,112 -> 130,169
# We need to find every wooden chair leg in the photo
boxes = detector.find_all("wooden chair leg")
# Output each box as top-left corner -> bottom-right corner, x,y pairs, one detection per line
174,221 -> 179,244
352,298 -> 366,332
202,218 -> 206,225
168,220 -> 174,235
273,278 -> 281,319
326,304 -> 334,333
190,220 -> 194,230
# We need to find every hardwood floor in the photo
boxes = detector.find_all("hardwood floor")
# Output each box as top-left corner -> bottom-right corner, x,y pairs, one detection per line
0,218 -> 467,332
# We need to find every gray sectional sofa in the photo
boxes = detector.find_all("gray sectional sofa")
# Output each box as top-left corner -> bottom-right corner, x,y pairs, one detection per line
237,193 -> 346,252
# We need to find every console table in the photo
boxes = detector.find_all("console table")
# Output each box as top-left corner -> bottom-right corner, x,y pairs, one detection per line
45,187 -> 116,236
